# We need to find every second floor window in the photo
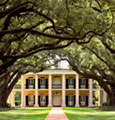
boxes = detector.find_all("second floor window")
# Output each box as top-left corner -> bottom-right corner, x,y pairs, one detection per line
40,78 -> 46,84
80,78 -> 86,85
29,79 -> 34,85
68,78 -> 74,85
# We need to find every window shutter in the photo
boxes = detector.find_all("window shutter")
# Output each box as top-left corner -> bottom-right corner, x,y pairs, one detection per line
26,79 -> 29,89
66,79 -> 68,89
86,79 -> 88,89
33,79 -> 35,89
86,96 -> 88,106
74,79 -> 76,89
33,96 -> 35,104
38,79 -> 40,89
38,96 -> 40,106
73,96 -> 76,106
66,96 -> 68,106
26,96 -> 28,106
46,96 -> 48,106
46,79 -> 48,89
79,96 -> 81,106
79,79 -> 81,89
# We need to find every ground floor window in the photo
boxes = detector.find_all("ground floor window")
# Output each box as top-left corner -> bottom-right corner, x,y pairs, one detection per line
40,95 -> 46,106
28,95 -> 34,106
68,96 -> 74,106
15,92 -> 21,106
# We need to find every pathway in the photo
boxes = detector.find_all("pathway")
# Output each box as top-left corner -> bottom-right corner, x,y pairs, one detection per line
45,107 -> 68,120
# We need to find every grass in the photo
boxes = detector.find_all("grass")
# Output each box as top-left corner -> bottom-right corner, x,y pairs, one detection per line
0,107 -> 51,120
63,107 -> 115,120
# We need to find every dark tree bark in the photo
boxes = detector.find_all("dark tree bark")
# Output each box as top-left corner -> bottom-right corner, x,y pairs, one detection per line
0,87 -> 8,107
0,72 -> 20,107
108,85 -> 115,106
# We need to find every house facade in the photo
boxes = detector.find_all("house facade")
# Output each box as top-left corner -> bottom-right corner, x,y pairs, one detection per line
9,69 -> 107,107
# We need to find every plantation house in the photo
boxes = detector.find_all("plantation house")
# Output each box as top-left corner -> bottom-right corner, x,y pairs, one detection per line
9,69 -> 107,107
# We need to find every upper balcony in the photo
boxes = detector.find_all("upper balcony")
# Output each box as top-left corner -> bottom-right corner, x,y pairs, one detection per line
52,84 -> 62,89
25,84 -> 35,89
66,84 -> 75,89
52,76 -> 62,89
79,84 -> 89,89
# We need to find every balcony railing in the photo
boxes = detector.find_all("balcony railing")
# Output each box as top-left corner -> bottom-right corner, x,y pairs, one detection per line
52,84 -> 62,89
66,84 -> 75,89
80,101 -> 87,106
79,84 -> 89,89
68,101 -> 74,106
25,84 -> 35,89
14,84 -> 21,89
40,84 -> 48,89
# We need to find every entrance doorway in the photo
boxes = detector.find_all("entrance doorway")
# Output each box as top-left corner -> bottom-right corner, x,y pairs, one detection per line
52,92 -> 61,106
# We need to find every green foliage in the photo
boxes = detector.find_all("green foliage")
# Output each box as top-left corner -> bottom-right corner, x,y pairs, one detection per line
102,102 -> 108,106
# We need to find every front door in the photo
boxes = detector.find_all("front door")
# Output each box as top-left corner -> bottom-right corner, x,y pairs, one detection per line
53,95 -> 61,106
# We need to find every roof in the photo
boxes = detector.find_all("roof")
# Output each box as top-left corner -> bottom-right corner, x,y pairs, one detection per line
25,69 -> 77,75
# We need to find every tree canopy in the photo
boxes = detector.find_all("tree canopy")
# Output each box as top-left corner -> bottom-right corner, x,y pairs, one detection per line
0,0 -> 114,74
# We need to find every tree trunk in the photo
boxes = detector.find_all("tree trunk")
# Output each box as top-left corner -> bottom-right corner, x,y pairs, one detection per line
108,86 -> 115,106
0,91 -> 9,107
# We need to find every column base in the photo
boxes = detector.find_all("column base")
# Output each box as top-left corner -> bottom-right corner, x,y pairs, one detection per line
62,104 -> 66,107
75,104 -> 80,107
34,104 -> 39,107
21,104 -> 25,107
12,105 -> 16,107
48,104 -> 52,107
89,104 -> 94,107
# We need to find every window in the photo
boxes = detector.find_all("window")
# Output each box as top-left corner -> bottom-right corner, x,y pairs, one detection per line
80,95 -> 86,106
68,96 -> 73,102
81,78 -> 86,85
68,78 -> 74,85
40,78 -> 46,84
29,95 -> 34,102
29,78 -> 34,85
41,95 -> 45,102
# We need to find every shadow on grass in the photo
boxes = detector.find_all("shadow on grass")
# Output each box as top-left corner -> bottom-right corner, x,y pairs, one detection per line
63,107 -> 95,112
0,107 -> 16,112
0,113 -> 48,120
0,107 -> 51,120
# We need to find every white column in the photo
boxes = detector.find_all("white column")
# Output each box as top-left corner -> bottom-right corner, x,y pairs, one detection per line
103,90 -> 107,102
62,74 -> 66,107
21,75 -> 25,107
35,74 -> 39,107
75,74 -> 79,107
89,79 -> 93,107
48,74 -> 52,107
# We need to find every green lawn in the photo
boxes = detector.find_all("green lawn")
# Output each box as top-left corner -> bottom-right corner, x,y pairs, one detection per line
0,107 -> 51,120
63,107 -> 115,120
